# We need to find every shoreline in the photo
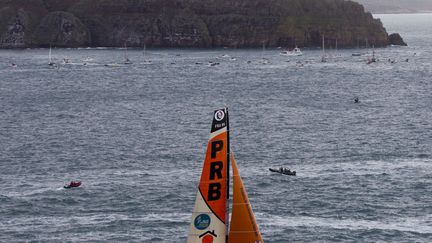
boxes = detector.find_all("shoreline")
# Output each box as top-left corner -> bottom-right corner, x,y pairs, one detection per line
372,11 -> 432,15
0,45 -> 406,51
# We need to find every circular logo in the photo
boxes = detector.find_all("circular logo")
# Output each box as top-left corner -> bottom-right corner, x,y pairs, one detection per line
214,110 -> 225,121
194,214 -> 211,230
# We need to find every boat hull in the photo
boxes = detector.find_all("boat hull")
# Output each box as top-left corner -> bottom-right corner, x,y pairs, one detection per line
269,168 -> 296,176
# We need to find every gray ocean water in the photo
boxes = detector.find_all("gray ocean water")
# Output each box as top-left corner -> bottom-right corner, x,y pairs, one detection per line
0,14 -> 431,242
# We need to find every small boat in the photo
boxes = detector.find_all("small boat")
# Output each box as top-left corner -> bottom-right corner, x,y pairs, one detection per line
142,44 -> 152,65
259,58 -> 270,65
207,61 -> 220,66
187,108 -> 264,242
124,57 -> 133,65
83,56 -> 94,62
64,181 -> 82,189
269,168 -> 297,176
280,47 -> 302,56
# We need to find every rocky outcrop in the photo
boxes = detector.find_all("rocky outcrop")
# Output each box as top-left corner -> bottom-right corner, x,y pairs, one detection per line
0,0 -> 47,48
32,11 -> 90,47
0,9 -> 28,48
388,33 -> 407,46
0,0 -> 397,48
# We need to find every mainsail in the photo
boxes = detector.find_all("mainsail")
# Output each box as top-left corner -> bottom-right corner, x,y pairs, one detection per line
228,153 -> 264,242
188,108 -> 263,243
187,108 -> 230,243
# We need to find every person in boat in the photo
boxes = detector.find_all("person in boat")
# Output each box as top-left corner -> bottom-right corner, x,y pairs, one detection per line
64,181 -> 81,188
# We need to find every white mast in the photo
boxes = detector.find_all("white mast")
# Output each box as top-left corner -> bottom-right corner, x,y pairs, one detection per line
321,34 -> 326,62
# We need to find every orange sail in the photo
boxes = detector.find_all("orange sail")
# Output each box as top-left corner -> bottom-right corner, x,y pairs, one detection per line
187,108 -> 230,243
228,154 -> 264,243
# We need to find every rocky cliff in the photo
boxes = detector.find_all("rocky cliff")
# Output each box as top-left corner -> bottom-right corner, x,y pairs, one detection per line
0,0 -> 403,48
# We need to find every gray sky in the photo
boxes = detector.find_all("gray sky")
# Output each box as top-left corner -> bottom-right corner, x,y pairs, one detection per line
354,0 -> 432,13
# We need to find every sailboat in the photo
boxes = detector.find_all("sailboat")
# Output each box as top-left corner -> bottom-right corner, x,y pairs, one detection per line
366,44 -> 377,64
334,39 -> 341,57
123,43 -> 133,65
187,108 -> 263,243
142,44 -> 152,65
259,41 -> 270,65
321,34 -> 327,63
48,46 -> 56,66
352,39 -> 362,57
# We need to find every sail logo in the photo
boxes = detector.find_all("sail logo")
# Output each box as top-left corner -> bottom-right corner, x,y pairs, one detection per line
214,110 -> 225,121
194,214 -> 211,230
199,230 -> 217,243
207,140 -> 224,201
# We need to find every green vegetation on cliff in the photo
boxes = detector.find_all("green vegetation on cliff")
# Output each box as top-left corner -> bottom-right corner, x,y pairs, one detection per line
0,0 -> 396,48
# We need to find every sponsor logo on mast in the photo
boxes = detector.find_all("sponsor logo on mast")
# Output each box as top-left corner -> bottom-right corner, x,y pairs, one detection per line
211,109 -> 227,132
214,110 -> 225,121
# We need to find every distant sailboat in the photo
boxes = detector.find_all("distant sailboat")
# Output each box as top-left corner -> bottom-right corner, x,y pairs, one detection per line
123,43 -> 133,65
334,39 -> 341,57
259,41 -> 270,64
321,34 -> 327,63
142,44 -> 152,65
367,44 -> 377,64
352,38 -> 362,56
48,46 -> 56,66
83,56 -> 94,62
187,108 -> 263,243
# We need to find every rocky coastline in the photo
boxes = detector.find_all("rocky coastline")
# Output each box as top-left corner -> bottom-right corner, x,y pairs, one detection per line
0,0 -> 406,49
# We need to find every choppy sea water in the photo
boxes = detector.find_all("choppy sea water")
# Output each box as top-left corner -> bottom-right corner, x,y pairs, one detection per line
0,14 -> 431,242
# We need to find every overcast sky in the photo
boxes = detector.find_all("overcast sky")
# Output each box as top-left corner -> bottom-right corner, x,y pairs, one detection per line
354,0 -> 432,13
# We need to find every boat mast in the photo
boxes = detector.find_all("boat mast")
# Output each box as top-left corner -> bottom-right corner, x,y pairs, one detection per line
335,39 -> 338,53
321,34 -> 326,62
322,34 -> 325,56
225,107 -> 230,242
49,45 -> 52,63
143,43 -> 146,58
124,43 -> 128,60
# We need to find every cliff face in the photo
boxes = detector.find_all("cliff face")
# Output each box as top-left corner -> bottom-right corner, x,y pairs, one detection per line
0,0 -> 396,48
